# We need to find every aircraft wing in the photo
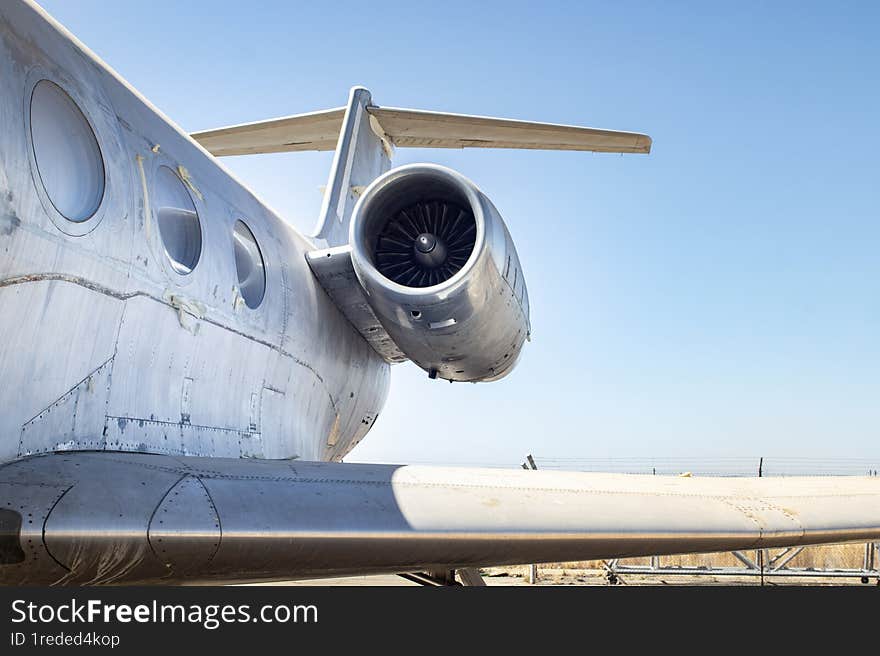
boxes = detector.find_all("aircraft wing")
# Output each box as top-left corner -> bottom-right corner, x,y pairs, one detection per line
191,105 -> 652,157
1,452 -> 878,584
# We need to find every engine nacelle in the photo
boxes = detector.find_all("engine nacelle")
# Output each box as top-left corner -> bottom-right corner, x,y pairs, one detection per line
350,164 -> 530,382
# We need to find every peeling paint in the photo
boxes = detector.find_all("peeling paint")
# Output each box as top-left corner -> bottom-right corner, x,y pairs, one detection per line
231,286 -> 245,313
368,113 -> 394,159
176,165 -> 203,201
135,154 -> 152,242
162,291 -> 206,335
326,414 -> 341,447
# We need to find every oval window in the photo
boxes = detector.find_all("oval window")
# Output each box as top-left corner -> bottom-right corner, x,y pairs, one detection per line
232,220 -> 266,309
30,80 -> 105,222
155,166 -> 202,275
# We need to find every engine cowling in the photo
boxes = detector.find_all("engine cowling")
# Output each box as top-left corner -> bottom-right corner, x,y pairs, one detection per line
350,164 -> 530,382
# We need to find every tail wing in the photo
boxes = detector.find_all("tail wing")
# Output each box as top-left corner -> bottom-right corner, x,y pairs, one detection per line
191,86 -> 652,247
367,106 -> 651,153
190,106 -> 346,156
191,97 -> 651,157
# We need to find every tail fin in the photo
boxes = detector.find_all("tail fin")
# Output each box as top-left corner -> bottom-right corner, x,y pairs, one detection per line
190,86 -> 652,245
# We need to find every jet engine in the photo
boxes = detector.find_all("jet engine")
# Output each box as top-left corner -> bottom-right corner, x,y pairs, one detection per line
349,164 -> 530,382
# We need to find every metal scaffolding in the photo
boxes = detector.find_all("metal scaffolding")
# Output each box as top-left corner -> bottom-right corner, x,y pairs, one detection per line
604,542 -> 879,584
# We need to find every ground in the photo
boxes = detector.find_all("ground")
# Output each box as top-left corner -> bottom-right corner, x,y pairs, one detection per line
267,566 -> 877,587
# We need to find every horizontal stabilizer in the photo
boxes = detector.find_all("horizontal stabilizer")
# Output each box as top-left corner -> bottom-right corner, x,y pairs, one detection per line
192,106 -> 346,156
192,103 -> 651,157
368,106 -> 652,153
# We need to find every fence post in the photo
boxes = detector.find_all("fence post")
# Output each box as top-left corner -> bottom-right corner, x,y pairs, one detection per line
524,454 -> 538,584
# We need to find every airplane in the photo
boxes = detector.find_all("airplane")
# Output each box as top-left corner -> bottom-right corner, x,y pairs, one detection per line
0,0 -> 877,586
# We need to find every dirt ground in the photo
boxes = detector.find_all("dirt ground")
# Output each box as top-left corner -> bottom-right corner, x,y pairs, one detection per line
277,567 -> 877,586
481,565 -> 878,586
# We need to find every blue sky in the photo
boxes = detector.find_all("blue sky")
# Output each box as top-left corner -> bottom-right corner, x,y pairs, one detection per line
40,1 -> 879,467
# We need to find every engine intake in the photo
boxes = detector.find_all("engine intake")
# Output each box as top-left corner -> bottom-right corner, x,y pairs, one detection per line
373,195 -> 476,288
350,164 -> 530,382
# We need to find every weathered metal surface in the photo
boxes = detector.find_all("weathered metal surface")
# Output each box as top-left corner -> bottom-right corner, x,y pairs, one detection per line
191,104 -> 653,157
1,452 -> 879,585
0,0 -> 389,466
306,246 -> 407,363
148,475 -> 221,576
367,106 -> 652,153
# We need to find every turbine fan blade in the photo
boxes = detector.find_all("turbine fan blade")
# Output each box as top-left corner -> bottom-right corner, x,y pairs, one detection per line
373,199 -> 477,288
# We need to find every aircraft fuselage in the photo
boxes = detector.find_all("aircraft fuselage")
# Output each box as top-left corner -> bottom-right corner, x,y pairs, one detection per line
0,1 -> 389,466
